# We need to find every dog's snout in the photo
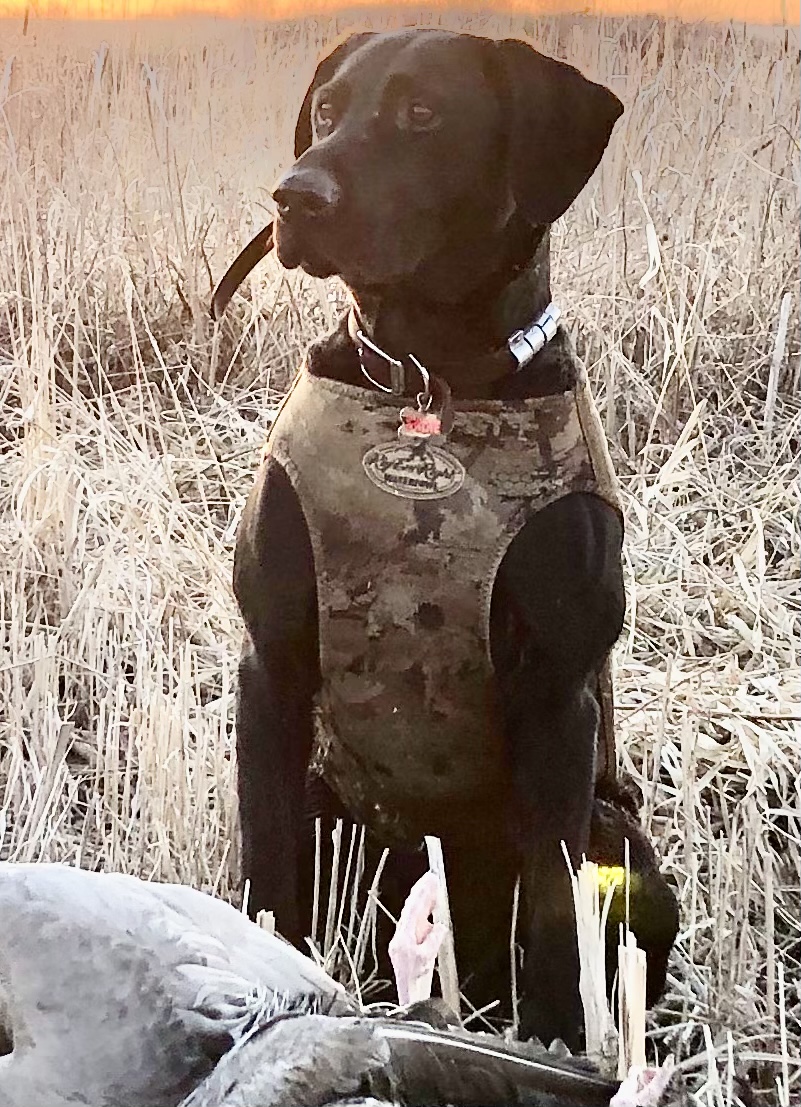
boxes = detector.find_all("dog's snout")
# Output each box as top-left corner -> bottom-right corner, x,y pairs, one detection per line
273,167 -> 340,219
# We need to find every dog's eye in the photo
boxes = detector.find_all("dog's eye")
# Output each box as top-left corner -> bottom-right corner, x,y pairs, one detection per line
315,100 -> 337,133
401,101 -> 439,131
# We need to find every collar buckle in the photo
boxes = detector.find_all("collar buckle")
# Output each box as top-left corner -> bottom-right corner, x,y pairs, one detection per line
355,327 -> 408,394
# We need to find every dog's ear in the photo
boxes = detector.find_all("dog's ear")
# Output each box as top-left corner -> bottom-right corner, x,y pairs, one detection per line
490,39 -> 623,225
294,32 -> 376,158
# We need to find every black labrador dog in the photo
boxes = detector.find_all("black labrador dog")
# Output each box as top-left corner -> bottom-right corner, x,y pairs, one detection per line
225,29 -> 677,1049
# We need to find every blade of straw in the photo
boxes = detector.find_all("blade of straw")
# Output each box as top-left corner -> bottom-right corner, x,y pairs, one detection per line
424,835 -> 460,1014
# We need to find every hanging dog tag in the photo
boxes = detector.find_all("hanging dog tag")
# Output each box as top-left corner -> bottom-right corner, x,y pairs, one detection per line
363,391 -> 463,500
362,438 -> 465,500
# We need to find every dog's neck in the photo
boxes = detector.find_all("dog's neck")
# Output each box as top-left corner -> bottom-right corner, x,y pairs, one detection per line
355,224 -> 550,349
341,226 -> 571,400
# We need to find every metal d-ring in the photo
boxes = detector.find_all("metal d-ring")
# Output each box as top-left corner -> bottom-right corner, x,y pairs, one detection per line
355,328 -> 401,394
407,354 -> 432,410
356,328 -> 433,406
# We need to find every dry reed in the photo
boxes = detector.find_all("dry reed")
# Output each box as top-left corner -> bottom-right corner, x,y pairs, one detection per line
0,8 -> 798,1104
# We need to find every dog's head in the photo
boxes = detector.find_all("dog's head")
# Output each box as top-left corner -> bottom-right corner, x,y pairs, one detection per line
274,29 -> 623,290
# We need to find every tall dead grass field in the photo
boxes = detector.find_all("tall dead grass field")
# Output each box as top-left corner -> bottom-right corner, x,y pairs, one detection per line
0,8 -> 798,1104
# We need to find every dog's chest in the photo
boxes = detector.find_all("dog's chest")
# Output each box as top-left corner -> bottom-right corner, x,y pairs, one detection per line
264,368 -> 600,844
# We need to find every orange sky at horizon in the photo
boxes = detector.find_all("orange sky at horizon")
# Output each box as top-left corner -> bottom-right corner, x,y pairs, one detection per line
0,0 -> 795,23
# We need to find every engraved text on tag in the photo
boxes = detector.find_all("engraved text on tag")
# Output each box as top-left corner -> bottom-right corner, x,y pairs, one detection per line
362,441 -> 465,500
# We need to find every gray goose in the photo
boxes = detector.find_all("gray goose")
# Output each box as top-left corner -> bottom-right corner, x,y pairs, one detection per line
0,862 -> 347,1107
0,863 -> 639,1107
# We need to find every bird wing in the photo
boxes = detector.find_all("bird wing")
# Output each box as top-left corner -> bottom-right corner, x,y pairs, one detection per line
181,1013 -> 390,1107
180,1009 -> 622,1107
374,1018 -> 621,1106
0,863 -> 344,1107
141,878 -> 346,1008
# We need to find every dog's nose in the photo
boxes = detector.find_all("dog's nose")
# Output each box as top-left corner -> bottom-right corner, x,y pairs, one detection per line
272,167 -> 340,219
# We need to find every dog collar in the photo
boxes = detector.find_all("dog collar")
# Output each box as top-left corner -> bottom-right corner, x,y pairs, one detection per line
348,303 -> 562,397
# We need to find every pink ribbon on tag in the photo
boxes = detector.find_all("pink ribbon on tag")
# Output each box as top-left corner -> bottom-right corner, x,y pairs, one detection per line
400,408 -> 442,438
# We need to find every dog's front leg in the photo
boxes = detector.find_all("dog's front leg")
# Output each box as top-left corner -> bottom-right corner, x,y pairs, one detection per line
233,459 -> 319,941
508,676 -> 599,1049
491,493 -> 625,1050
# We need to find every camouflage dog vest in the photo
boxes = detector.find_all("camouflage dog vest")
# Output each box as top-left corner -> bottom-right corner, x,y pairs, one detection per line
264,359 -> 621,847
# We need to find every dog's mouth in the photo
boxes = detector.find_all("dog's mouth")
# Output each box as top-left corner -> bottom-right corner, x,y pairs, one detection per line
275,203 -> 431,289
211,205 -> 436,320
274,211 -> 339,279
209,214 -> 340,319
